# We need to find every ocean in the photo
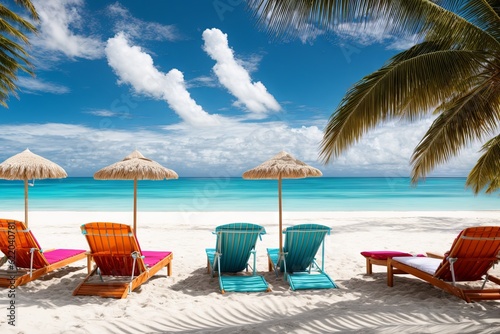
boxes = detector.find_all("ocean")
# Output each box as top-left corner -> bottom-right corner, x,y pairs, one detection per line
0,177 -> 498,212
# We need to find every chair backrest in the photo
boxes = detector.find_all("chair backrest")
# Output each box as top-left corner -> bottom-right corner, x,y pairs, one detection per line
81,222 -> 147,276
214,222 -> 266,273
434,226 -> 500,281
283,224 -> 331,272
0,218 -> 50,269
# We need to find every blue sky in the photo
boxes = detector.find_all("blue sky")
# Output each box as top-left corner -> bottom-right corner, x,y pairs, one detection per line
0,0 -> 482,177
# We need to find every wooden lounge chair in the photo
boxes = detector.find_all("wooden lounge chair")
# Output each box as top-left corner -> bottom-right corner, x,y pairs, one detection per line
0,218 -> 86,287
267,224 -> 337,290
387,226 -> 500,303
73,222 -> 173,299
206,222 -> 270,293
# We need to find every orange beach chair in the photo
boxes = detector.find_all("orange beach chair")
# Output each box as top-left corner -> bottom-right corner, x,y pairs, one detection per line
73,222 -> 173,298
0,219 -> 86,287
387,226 -> 500,302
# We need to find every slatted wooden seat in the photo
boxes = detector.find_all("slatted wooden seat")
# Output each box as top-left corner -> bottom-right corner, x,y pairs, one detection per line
73,222 -> 173,299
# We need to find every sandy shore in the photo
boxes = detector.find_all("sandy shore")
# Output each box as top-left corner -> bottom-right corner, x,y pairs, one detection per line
1,210 -> 500,333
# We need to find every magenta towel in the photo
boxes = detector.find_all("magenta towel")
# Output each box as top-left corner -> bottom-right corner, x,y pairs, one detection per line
141,251 -> 172,267
360,250 -> 413,260
43,249 -> 86,264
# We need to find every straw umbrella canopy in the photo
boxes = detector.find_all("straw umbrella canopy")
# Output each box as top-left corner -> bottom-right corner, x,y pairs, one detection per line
242,151 -> 322,253
94,150 -> 178,235
0,149 -> 67,227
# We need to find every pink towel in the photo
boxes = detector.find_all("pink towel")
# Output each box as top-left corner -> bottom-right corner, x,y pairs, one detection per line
141,251 -> 172,267
43,249 -> 86,264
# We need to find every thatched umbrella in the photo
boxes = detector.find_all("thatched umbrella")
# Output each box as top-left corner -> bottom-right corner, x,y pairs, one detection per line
242,151 -> 322,253
94,150 -> 178,235
0,149 -> 67,226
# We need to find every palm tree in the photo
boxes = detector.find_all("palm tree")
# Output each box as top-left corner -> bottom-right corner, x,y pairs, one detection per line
0,0 -> 38,107
248,0 -> 500,194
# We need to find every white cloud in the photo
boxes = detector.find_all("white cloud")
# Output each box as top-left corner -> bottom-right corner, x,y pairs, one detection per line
334,19 -> 419,50
17,77 -> 70,94
287,23 -> 325,45
32,0 -> 105,59
0,119 -> 483,177
330,117 -> 482,177
85,109 -> 132,119
107,2 -> 179,42
105,33 -> 224,127
202,28 -> 281,118
0,121 -> 323,177
186,75 -> 218,88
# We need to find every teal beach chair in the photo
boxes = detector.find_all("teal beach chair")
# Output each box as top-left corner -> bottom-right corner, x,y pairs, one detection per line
206,222 -> 270,294
267,224 -> 337,290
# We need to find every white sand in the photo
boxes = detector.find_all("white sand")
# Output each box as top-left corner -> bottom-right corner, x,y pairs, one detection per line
1,210 -> 500,333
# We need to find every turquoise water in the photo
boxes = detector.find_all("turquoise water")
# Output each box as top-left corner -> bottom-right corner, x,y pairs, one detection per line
0,177 -> 498,211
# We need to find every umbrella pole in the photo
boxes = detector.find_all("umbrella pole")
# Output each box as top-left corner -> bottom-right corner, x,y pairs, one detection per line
278,175 -> 282,253
24,179 -> 29,227
133,178 -> 137,236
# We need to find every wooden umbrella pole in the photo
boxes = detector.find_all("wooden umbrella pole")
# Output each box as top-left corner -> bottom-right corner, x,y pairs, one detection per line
278,175 -> 282,253
133,178 -> 137,236
24,179 -> 29,227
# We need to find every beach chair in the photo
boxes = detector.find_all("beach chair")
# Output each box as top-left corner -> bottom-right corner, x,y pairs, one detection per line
267,224 -> 337,290
73,222 -> 173,299
206,222 -> 270,293
0,219 -> 86,287
387,226 -> 500,302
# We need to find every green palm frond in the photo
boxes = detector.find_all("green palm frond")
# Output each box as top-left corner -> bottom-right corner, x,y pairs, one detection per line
320,48 -> 489,163
433,0 -> 500,42
466,136 -> 500,193
0,6 -> 37,42
0,1 -> 38,107
411,84 -> 500,182
14,0 -> 39,20
249,1 -> 500,49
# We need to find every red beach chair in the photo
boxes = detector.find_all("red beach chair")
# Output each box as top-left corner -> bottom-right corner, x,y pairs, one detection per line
387,226 -> 500,302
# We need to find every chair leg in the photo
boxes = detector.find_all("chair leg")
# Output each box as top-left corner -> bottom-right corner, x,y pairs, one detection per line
366,258 -> 372,275
387,260 -> 394,287
166,262 -> 172,277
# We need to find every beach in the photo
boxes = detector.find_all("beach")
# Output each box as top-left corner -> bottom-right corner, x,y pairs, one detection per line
1,210 -> 500,333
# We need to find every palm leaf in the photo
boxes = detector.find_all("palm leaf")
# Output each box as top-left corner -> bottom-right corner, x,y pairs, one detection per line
320,48 -> 489,163
411,83 -> 500,182
466,136 -> 500,193
248,1 -> 500,50
0,1 -> 38,107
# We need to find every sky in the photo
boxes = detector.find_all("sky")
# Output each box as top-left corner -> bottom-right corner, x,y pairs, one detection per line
0,0 -> 484,177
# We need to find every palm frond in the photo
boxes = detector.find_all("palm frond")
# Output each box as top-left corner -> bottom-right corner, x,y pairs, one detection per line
14,0 -> 39,20
248,1 -> 500,50
0,1 -> 37,107
432,0 -> 500,42
466,135 -> 500,194
320,48 -> 489,163
0,5 -> 37,42
411,83 -> 500,182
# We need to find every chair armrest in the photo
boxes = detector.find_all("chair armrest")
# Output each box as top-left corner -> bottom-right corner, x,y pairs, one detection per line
426,252 -> 444,259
